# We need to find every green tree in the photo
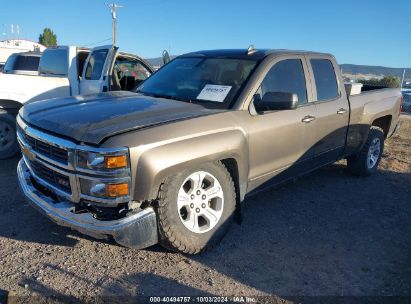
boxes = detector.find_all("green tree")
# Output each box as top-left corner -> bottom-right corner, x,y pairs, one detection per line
38,28 -> 57,47
380,76 -> 400,88
357,78 -> 379,86
357,76 -> 400,88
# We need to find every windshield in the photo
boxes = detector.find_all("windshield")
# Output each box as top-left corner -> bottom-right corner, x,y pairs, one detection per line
136,57 -> 257,109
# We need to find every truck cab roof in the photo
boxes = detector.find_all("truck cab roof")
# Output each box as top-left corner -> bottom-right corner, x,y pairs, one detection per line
180,48 -> 333,61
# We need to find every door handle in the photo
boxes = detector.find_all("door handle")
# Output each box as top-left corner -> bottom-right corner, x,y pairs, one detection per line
337,108 -> 348,115
301,115 -> 316,123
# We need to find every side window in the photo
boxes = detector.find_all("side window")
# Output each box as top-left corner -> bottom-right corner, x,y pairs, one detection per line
310,59 -> 339,101
77,51 -> 90,79
117,60 -> 151,81
38,49 -> 68,76
260,59 -> 307,104
112,57 -> 152,91
85,49 -> 109,80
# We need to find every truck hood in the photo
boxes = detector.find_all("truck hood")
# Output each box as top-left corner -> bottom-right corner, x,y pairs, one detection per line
20,91 -> 222,144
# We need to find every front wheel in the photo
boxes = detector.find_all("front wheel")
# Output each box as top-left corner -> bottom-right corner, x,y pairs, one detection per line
0,112 -> 19,160
156,161 -> 236,254
347,126 -> 385,176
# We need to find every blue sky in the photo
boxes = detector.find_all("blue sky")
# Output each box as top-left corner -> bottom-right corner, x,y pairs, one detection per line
1,0 -> 410,67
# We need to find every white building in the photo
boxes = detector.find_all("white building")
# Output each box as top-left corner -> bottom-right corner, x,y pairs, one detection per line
0,39 -> 46,63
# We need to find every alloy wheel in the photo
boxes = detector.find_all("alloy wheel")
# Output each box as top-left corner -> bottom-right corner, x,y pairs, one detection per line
177,171 -> 224,234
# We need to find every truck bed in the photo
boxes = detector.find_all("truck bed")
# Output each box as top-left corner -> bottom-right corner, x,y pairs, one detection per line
344,87 -> 402,156
349,87 -> 401,128
0,73 -> 71,104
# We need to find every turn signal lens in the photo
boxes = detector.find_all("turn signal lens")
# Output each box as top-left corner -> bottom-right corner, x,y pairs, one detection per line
106,183 -> 129,197
105,155 -> 127,169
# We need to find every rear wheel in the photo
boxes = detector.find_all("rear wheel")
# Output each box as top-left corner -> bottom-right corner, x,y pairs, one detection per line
347,126 -> 384,176
156,161 -> 236,254
0,112 -> 19,160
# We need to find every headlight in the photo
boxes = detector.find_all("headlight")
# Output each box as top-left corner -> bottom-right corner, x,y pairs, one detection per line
76,148 -> 131,201
80,179 -> 130,198
77,149 -> 129,171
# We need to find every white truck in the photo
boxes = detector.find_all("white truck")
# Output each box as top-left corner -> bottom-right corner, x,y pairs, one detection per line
0,45 -> 154,159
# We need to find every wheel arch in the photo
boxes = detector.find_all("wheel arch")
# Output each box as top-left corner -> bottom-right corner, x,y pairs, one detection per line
371,115 -> 392,138
220,157 -> 243,223
0,99 -> 23,115
130,130 -> 249,203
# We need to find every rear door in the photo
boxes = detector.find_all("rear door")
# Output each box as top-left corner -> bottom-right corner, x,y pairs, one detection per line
307,56 -> 349,165
80,45 -> 117,95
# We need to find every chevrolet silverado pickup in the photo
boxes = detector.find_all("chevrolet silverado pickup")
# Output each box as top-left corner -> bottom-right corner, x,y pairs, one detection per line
0,45 -> 154,159
16,49 -> 402,254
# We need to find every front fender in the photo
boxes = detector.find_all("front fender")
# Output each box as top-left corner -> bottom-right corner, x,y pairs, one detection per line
131,128 -> 249,202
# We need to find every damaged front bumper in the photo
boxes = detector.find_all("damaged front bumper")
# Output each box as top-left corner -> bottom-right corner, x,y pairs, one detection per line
17,159 -> 158,249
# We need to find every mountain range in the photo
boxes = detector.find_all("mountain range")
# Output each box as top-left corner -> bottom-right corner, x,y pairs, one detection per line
341,64 -> 411,79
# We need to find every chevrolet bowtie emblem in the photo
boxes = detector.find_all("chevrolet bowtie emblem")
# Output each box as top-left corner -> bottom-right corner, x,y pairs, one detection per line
22,145 -> 36,162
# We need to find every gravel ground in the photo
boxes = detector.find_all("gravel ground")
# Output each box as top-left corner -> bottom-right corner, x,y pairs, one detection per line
0,117 -> 410,303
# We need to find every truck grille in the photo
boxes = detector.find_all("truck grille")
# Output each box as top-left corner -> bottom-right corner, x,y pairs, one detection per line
24,133 -> 68,164
30,160 -> 71,193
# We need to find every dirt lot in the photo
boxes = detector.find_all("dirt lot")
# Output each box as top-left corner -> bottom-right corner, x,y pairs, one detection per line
0,116 -> 410,302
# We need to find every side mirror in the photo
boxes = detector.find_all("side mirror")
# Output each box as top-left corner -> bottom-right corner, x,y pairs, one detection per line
162,50 -> 170,65
254,92 -> 298,112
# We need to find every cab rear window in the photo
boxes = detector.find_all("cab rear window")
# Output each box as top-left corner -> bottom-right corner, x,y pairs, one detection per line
4,54 -> 40,72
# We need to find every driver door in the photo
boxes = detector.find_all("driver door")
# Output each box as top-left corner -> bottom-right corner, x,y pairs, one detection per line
80,45 -> 118,95
247,56 -> 318,192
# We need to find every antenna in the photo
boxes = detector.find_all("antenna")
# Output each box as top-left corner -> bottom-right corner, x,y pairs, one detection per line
247,44 -> 256,55
107,1 -> 123,46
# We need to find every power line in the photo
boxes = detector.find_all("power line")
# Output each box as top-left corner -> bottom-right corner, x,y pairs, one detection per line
84,37 -> 112,47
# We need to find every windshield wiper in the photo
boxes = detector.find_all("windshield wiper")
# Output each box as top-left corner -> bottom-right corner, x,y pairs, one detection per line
136,91 -> 190,103
184,98 -> 213,104
136,91 -> 219,104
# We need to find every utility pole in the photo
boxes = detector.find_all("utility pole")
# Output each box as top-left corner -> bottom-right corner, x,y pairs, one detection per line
400,68 -> 405,90
108,2 -> 123,46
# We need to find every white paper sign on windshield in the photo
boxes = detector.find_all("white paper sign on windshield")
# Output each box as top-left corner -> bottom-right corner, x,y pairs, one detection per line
196,84 -> 232,102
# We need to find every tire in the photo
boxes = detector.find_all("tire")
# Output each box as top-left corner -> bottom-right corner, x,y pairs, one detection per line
0,112 -> 19,160
347,126 -> 385,176
156,161 -> 236,254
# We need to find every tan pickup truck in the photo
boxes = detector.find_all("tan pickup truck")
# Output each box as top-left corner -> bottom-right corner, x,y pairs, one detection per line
16,49 -> 402,254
